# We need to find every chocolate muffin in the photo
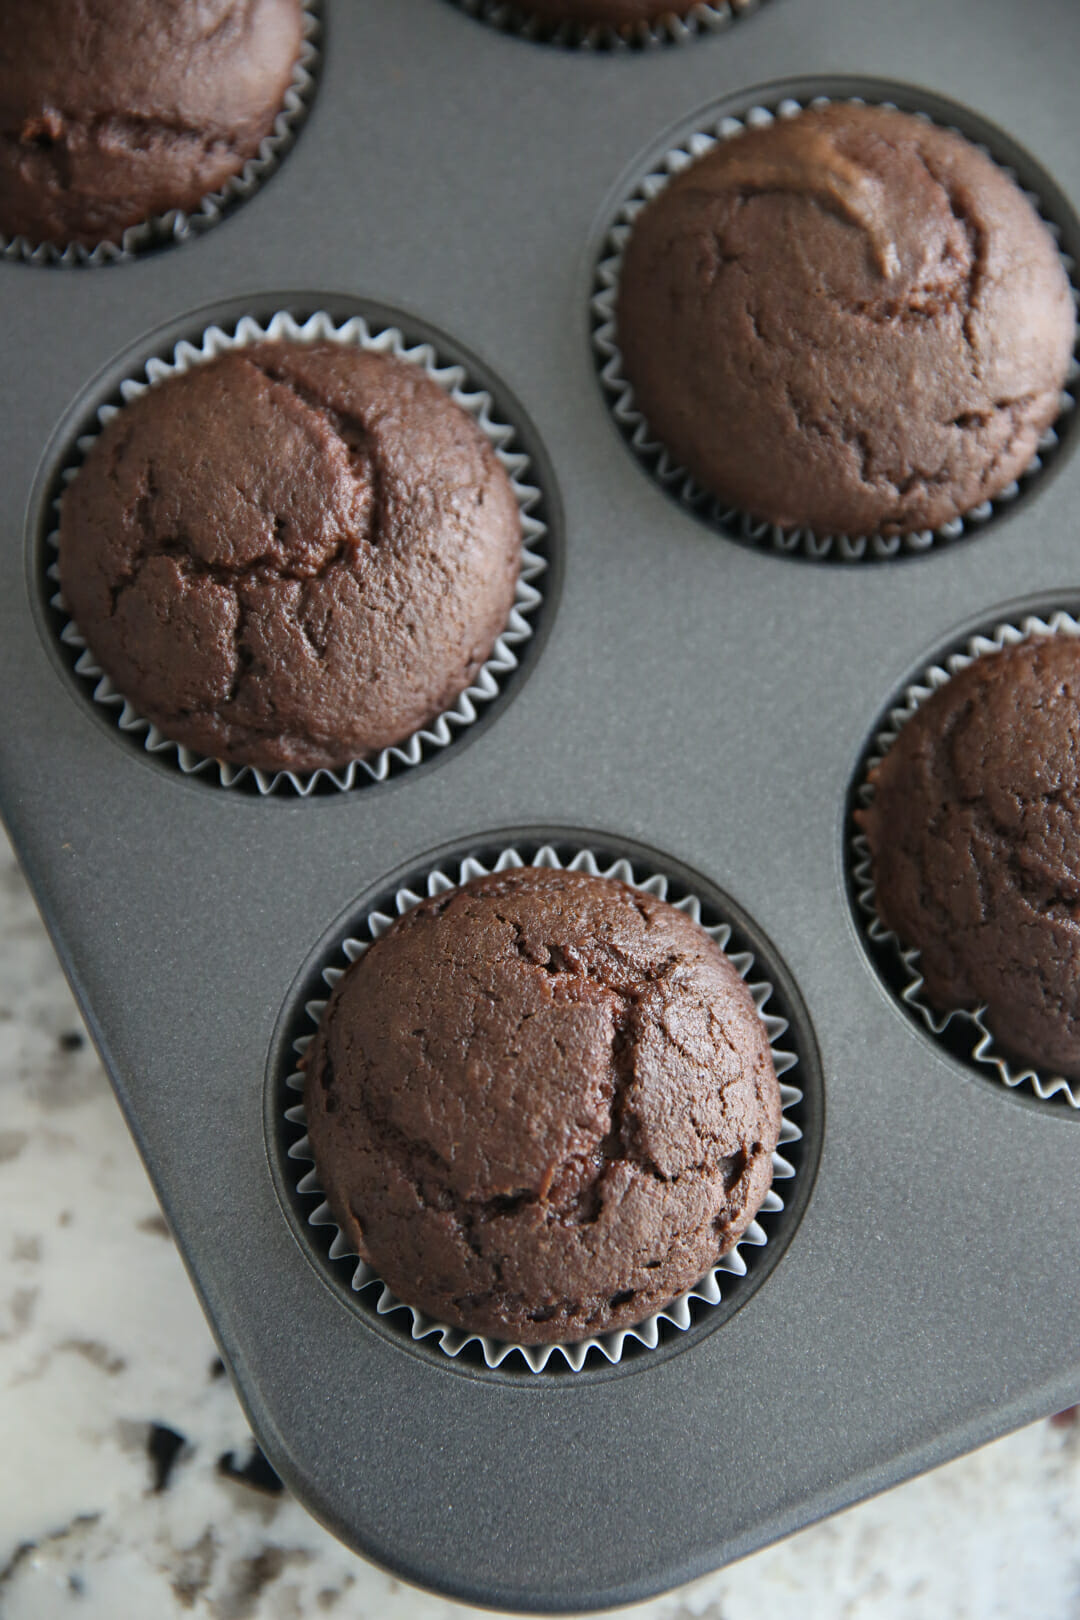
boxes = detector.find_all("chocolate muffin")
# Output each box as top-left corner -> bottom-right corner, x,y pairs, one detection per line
859,636 -> 1080,1078
0,0 -> 305,247
59,342 -> 522,774
515,1 -> 697,24
303,865 -> 783,1345
616,103 -> 1076,537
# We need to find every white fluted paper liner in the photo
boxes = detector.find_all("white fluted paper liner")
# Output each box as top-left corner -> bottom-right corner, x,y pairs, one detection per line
0,3 -> 320,267
853,610 -> 1080,1107
46,310 -> 547,795
452,0 -> 761,51
283,843 -> 804,1372
592,93 -> 1080,561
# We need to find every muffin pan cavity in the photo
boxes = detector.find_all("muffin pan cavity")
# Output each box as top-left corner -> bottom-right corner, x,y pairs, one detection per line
268,833 -> 822,1380
32,300 -> 557,797
847,596 -> 1080,1111
591,76 -> 1080,562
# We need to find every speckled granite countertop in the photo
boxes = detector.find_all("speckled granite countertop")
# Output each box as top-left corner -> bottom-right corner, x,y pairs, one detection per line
2,823 -> 1079,1620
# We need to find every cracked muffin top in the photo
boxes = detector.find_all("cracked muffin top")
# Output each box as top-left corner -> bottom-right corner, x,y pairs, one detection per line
858,637 -> 1080,1079
303,865 -> 782,1345
58,342 -> 522,773
0,0 -> 304,247
616,102 -> 1075,538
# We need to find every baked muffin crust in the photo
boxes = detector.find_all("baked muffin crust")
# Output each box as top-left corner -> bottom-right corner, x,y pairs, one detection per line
860,637 -> 1080,1078
304,866 -> 782,1344
59,343 -> 522,773
616,103 -> 1075,537
0,0 -> 305,246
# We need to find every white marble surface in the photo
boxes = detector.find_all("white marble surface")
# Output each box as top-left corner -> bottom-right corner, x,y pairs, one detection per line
3,824 -> 1080,1620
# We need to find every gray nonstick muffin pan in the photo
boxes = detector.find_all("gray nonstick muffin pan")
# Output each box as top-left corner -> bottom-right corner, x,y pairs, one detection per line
2,0 -> 1079,1610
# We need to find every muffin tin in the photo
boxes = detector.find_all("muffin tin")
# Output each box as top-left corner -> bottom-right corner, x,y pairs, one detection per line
2,0 -> 1080,1611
